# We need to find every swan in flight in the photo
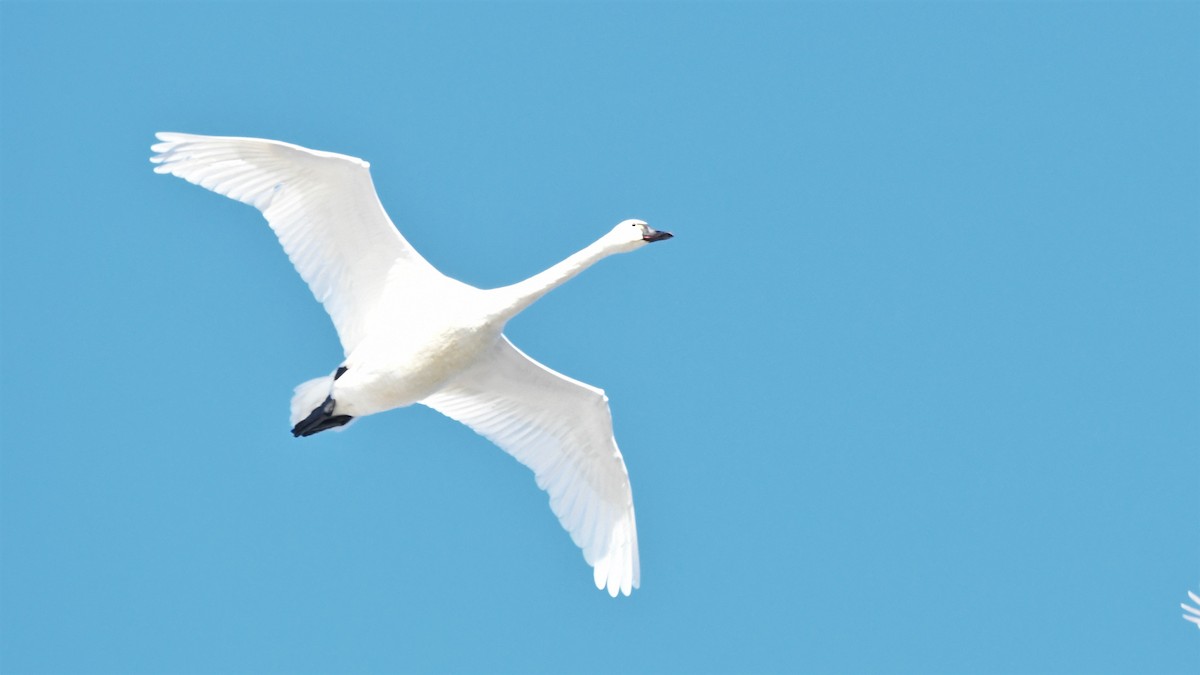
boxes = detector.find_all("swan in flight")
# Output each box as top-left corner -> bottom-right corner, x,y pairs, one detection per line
1183,590 -> 1200,628
150,133 -> 672,596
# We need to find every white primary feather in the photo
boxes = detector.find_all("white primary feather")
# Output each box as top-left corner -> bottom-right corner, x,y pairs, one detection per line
1183,590 -> 1200,628
151,132 -> 672,596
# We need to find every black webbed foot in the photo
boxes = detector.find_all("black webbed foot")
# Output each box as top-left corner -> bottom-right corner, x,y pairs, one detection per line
291,395 -> 353,437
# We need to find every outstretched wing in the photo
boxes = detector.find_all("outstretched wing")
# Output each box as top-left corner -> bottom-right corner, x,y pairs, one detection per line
151,132 -> 441,356
422,336 -> 641,597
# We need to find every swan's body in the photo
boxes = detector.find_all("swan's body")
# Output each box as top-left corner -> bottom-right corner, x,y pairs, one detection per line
151,132 -> 672,597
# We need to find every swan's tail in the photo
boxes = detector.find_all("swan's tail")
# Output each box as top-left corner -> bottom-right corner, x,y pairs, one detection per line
289,372 -> 353,436
290,375 -> 334,427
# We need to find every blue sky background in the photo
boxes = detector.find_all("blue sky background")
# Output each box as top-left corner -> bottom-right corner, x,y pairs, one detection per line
2,2 -> 1198,673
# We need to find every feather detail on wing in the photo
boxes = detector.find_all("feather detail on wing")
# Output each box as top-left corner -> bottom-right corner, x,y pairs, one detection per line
422,336 -> 641,597
150,132 -> 440,355
1183,591 -> 1200,628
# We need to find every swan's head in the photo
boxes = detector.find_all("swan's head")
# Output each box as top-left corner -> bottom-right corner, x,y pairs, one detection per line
605,219 -> 673,253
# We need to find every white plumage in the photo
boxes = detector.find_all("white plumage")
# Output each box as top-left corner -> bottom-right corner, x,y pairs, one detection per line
151,132 -> 672,596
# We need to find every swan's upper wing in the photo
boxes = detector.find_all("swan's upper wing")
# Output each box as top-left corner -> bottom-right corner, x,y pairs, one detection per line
421,336 -> 640,597
151,132 -> 440,356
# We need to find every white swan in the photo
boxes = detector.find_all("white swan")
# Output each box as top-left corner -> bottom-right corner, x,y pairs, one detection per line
150,133 -> 672,596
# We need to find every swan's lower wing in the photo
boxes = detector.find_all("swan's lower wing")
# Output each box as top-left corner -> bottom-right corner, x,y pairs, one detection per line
151,133 -> 441,356
421,336 -> 640,597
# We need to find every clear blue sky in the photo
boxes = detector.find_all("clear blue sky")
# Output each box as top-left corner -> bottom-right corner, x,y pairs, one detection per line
2,2 -> 1197,673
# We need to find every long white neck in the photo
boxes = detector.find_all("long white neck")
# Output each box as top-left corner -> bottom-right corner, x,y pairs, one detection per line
492,237 -> 616,323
